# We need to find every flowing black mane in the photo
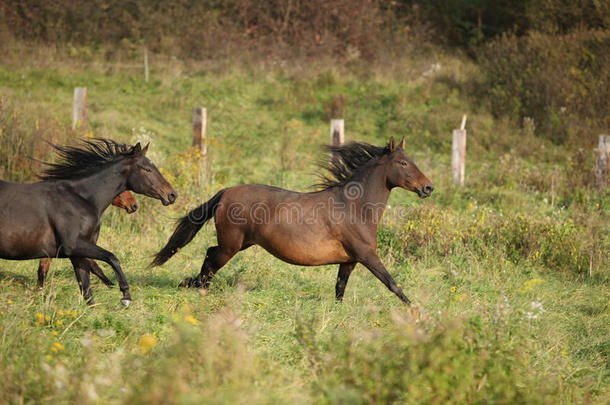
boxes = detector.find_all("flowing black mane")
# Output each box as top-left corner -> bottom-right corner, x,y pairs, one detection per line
317,141 -> 390,189
39,138 -> 132,181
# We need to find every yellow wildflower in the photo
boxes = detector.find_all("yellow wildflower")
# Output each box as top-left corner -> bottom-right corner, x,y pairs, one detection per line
55,319 -> 63,326
52,331 -> 59,336
139,334 -> 158,354
45,315 -> 51,322
7,299 -> 12,304
58,311 -> 64,317
185,316 -> 198,325
51,342 -> 64,353
35,313 -> 45,324
450,286 -> 456,293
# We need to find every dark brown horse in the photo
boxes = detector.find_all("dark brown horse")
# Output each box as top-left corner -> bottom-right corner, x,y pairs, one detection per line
153,137 -> 433,304
36,190 -> 138,289
0,139 -> 176,306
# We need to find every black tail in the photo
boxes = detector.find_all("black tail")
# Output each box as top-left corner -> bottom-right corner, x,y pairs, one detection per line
151,190 -> 225,267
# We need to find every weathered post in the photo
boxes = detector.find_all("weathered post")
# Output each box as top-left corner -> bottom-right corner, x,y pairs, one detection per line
193,107 -> 208,180
330,119 -> 344,162
451,115 -> 467,186
144,47 -> 149,82
72,87 -> 87,131
594,134 -> 610,189
330,119 -> 344,147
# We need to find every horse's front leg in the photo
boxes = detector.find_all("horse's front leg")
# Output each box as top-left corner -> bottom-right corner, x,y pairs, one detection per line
87,228 -> 114,287
70,258 -> 93,305
358,250 -> 411,304
67,240 -> 131,306
88,259 -> 114,287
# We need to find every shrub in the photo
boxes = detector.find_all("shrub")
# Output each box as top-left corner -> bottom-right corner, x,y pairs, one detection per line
313,311 -> 555,404
478,29 -> 610,146
0,98 -> 70,182
0,0 -> 390,61
384,204 -> 600,276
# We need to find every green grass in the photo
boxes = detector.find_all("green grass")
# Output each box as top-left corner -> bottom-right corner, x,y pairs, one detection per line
0,45 -> 608,404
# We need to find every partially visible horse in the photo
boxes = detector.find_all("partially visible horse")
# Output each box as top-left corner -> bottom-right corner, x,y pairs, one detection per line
0,139 -> 176,305
153,137 -> 433,304
36,190 -> 138,289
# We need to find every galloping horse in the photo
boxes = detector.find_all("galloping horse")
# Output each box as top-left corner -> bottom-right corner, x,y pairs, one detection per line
153,137 -> 433,304
0,139 -> 176,305
35,190 -> 138,289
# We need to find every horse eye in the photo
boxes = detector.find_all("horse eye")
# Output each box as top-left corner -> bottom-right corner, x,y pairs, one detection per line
142,167 -> 152,173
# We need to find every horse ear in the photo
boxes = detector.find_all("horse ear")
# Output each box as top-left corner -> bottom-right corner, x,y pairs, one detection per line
142,143 -> 149,155
132,143 -> 142,154
389,137 -> 396,152
398,137 -> 406,150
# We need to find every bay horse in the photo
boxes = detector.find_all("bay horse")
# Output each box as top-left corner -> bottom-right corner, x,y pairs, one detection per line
0,139 -> 176,306
35,190 -> 138,289
152,137 -> 433,304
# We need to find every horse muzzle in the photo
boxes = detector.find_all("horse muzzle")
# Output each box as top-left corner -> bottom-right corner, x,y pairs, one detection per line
416,184 -> 434,198
161,190 -> 178,206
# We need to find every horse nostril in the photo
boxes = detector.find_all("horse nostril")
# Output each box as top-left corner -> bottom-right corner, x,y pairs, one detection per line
132,204 -> 138,212
424,185 -> 434,195
168,192 -> 177,203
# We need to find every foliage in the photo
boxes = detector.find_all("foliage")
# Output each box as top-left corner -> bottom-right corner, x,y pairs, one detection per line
0,98 -> 73,182
478,29 -> 610,145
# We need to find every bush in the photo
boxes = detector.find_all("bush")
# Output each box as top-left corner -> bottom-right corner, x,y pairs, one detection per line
478,29 -> 610,145
381,203 -> 602,276
0,0 -> 390,60
313,312 -> 556,404
0,98 -> 70,182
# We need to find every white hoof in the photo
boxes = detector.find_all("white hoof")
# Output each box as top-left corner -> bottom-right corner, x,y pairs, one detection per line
121,299 -> 131,307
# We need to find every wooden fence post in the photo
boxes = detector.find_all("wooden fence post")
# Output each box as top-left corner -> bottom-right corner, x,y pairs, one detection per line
330,119 -> 344,161
451,115 -> 467,186
193,107 -> 208,179
144,47 -> 149,82
594,134 -> 610,189
72,87 -> 87,131
330,119 -> 344,146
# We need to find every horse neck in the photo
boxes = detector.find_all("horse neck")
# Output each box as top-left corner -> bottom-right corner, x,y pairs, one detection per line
344,162 -> 391,224
69,161 -> 129,215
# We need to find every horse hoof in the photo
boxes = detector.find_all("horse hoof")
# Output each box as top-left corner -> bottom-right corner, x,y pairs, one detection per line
121,299 -> 131,307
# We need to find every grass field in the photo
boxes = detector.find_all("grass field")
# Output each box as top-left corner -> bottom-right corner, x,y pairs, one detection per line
0,45 -> 608,404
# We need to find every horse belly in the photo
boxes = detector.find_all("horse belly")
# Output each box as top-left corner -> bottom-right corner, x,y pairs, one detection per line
257,228 -> 351,266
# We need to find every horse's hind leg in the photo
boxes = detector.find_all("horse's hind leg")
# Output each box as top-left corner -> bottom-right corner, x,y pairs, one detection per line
70,258 -> 93,305
87,259 -> 115,287
37,258 -> 52,289
67,240 -> 131,306
335,262 -> 356,301
179,245 -> 238,289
